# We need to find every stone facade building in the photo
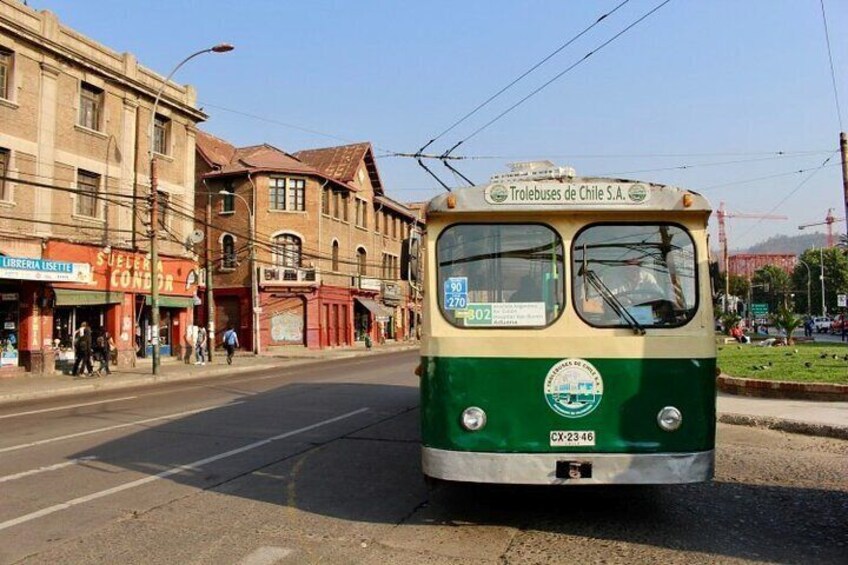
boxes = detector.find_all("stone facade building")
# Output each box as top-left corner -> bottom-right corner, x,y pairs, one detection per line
0,0 -> 204,373
195,132 -> 420,350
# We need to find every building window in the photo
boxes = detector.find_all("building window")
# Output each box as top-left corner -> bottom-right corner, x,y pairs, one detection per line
76,170 -> 100,217
342,193 -> 349,221
153,114 -> 170,155
269,178 -> 286,210
0,148 -> 8,201
157,191 -> 169,230
332,240 -> 339,272
273,234 -> 302,268
0,48 -> 12,100
392,216 -> 398,239
287,178 -> 305,211
382,254 -> 398,280
357,247 -> 367,276
79,83 -> 103,131
374,209 -> 380,233
222,234 -> 236,269
221,182 -> 235,213
322,187 -> 330,215
355,199 -> 368,229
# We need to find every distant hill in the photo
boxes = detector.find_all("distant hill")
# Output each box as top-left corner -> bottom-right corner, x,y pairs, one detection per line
734,233 -> 828,256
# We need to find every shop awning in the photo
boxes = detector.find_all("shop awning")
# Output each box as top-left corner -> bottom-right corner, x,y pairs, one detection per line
355,297 -> 393,319
53,289 -> 123,307
144,295 -> 196,309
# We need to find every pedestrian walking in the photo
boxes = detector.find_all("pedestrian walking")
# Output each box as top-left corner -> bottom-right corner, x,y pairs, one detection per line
222,326 -> 239,365
72,322 -> 94,377
93,331 -> 114,375
195,326 -> 207,365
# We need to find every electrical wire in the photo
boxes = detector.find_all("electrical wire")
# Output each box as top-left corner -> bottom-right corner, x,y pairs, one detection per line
734,151 -> 839,243
443,0 -> 674,153
417,0 -> 632,153
819,0 -> 844,130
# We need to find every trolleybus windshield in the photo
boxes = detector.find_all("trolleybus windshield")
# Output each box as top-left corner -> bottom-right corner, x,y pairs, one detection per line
572,223 -> 698,328
437,224 -> 564,328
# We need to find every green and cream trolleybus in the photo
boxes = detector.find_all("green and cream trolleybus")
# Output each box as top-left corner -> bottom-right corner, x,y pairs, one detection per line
414,169 -> 716,485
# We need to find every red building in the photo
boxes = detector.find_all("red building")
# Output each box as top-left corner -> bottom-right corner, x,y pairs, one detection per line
194,132 -> 420,351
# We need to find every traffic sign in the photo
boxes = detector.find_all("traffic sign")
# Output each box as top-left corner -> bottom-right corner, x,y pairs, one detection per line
750,303 -> 769,316
838,294 -> 847,308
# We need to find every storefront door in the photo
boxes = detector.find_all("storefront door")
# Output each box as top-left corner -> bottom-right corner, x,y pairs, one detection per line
0,287 -> 20,368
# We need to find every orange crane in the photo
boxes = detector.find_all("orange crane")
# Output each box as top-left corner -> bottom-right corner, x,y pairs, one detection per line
797,208 -> 846,248
715,202 -> 787,311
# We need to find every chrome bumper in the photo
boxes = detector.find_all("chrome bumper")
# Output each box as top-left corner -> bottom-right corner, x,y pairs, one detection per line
422,447 -> 714,485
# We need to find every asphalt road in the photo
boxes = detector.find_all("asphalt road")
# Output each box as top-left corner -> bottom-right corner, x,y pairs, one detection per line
0,350 -> 845,564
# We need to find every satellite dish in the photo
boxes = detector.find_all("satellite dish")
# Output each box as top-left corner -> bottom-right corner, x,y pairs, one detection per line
187,229 -> 204,244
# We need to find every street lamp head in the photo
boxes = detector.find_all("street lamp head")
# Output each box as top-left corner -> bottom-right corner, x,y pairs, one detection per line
218,190 -> 229,195
211,43 -> 235,53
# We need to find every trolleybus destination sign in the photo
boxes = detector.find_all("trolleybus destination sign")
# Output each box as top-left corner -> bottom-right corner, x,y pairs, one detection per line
485,182 -> 650,206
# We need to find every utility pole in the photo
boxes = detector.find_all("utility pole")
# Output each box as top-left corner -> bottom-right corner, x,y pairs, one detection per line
820,247 -> 827,317
205,191 -> 214,361
840,132 -> 848,238
150,160 -> 160,373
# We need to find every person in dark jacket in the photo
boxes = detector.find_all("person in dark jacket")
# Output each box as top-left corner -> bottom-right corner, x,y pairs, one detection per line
72,322 -> 94,377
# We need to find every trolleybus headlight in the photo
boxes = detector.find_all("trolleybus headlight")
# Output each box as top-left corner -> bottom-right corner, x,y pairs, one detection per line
461,407 -> 487,431
657,406 -> 683,431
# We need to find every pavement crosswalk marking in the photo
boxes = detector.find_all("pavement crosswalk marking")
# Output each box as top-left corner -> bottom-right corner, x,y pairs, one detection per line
237,547 -> 293,565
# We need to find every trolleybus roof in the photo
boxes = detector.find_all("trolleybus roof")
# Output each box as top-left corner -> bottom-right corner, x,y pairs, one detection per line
426,177 -> 711,215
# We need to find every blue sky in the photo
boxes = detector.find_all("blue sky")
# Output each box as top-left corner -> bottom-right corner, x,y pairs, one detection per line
34,0 -> 847,249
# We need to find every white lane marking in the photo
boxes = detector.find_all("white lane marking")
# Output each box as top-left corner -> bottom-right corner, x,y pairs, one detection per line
0,456 -> 99,484
0,407 -> 368,532
0,397 -> 138,420
0,402 -> 245,455
238,547 -> 294,565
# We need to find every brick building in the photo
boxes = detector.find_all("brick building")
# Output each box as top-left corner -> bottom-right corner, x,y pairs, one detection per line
195,132 -> 420,350
0,0 -> 204,373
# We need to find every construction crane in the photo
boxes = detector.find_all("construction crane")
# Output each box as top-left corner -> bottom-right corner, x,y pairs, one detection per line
715,202 -> 788,311
797,208 -> 846,248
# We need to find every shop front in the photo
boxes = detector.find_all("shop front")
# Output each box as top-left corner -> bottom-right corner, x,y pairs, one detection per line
45,242 -> 199,367
0,252 -> 93,373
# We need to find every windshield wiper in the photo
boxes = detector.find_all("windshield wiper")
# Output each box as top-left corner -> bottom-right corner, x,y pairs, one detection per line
579,266 -> 646,336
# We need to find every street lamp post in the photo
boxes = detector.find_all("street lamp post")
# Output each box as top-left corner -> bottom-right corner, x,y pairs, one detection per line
149,43 -> 233,375
797,259 -> 812,316
220,190 -> 258,355
819,247 -> 826,317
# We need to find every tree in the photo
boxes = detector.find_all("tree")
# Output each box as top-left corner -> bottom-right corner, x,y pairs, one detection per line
728,274 -> 750,301
770,306 -> 802,345
752,265 -> 791,314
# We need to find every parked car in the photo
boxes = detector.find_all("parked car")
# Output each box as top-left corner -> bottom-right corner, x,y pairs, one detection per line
812,316 -> 832,333
830,315 -> 845,335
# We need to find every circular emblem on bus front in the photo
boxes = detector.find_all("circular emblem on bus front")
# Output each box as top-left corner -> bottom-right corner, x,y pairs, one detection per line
543,359 -> 604,418
488,184 -> 509,203
628,184 -> 647,203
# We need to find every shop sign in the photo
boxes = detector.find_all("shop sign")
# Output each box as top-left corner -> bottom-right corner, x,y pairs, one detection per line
0,351 -> 17,366
1,293 -> 18,301
359,277 -> 382,292
46,242 -> 197,297
382,282 -> 402,301
0,256 -> 91,283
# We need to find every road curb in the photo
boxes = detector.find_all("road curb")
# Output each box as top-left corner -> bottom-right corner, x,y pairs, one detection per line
718,412 -> 848,440
717,374 -> 848,402
0,346 -> 419,407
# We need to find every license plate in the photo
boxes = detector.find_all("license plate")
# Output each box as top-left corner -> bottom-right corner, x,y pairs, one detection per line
550,430 -> 595,447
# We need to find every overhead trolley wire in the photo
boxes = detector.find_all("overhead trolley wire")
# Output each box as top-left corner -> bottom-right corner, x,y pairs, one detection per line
444,0 -> 673,155
819,0 -> 843,130
416,0 -> 632,155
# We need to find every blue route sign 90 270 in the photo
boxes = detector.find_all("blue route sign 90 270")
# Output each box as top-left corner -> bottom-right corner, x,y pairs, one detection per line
444,277 -> 468,310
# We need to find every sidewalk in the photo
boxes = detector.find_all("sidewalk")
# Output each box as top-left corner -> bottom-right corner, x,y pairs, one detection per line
0,341 -> 419,407
0,344 -> 845,440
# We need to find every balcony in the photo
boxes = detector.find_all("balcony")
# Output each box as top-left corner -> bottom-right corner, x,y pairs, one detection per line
259,266 -> 319,287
